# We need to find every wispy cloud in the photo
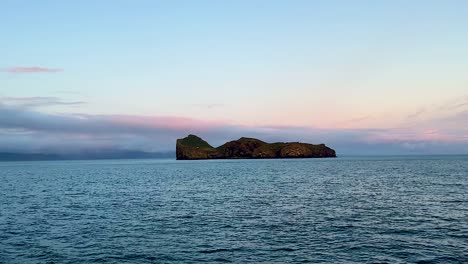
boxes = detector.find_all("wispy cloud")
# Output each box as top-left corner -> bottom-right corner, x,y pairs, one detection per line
436,94 -> 468,112
0,96 -> 85,108
2,67 -> 63,73
0,103 -> 230,153
406,108 -> 426,119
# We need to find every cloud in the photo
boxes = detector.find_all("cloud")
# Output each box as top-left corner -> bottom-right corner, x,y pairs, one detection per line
0,97 -> 467,155
0,106 -> 223,136
436,94 -> 468,112
406,108 -> 426,119
0,103 -> 231,153
0,96 -> 85,108
348,115 -> 372,123
2,67 -> 63,73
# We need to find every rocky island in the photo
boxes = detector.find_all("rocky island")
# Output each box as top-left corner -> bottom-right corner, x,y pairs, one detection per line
176,134 -> 336,160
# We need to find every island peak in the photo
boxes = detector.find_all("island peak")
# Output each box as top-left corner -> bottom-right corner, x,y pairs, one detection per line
176,135 -> 336,160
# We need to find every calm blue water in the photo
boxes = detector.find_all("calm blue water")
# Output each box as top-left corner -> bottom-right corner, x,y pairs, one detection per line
1,156 -> 467,263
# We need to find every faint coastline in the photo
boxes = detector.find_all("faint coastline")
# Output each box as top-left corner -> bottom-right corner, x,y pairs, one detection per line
0,151 -> 175,161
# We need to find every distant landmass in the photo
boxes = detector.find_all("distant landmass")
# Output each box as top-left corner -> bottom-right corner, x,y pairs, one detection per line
0,151 -> 175,161
176,134 -> 336,160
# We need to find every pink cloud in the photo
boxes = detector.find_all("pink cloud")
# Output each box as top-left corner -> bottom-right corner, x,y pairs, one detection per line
2,67 -> 63,73
1,96 -> 468,154
107,115 -> 225,131
363,128 -> 464,143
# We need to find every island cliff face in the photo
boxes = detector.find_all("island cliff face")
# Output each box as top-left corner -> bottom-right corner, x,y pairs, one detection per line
176,135 -> 336,160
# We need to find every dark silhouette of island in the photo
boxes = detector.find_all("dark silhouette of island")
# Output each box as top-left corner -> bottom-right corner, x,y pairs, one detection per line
176,134 -> 336,160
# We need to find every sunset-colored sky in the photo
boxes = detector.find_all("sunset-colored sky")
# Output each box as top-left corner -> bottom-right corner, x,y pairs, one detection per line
1,1 -> 467,154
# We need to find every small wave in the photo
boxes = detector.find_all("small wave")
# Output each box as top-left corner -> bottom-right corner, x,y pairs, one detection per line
177,215 -> 194,219
272,248 -> 296,252
213,257 -> 233,262
200,248 -> 229,254
415,255 -> 461,264
199,248 -> 244,254
440,200 -> 467,203
64,193 -> 86,196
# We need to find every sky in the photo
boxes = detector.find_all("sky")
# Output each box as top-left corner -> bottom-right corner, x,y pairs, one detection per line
1,0 -> 468,155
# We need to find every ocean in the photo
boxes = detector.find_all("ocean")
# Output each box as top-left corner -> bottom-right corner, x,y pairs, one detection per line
1,156 -> 467,263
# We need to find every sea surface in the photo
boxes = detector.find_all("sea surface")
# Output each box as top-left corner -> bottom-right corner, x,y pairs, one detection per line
1,156 -> 467,263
